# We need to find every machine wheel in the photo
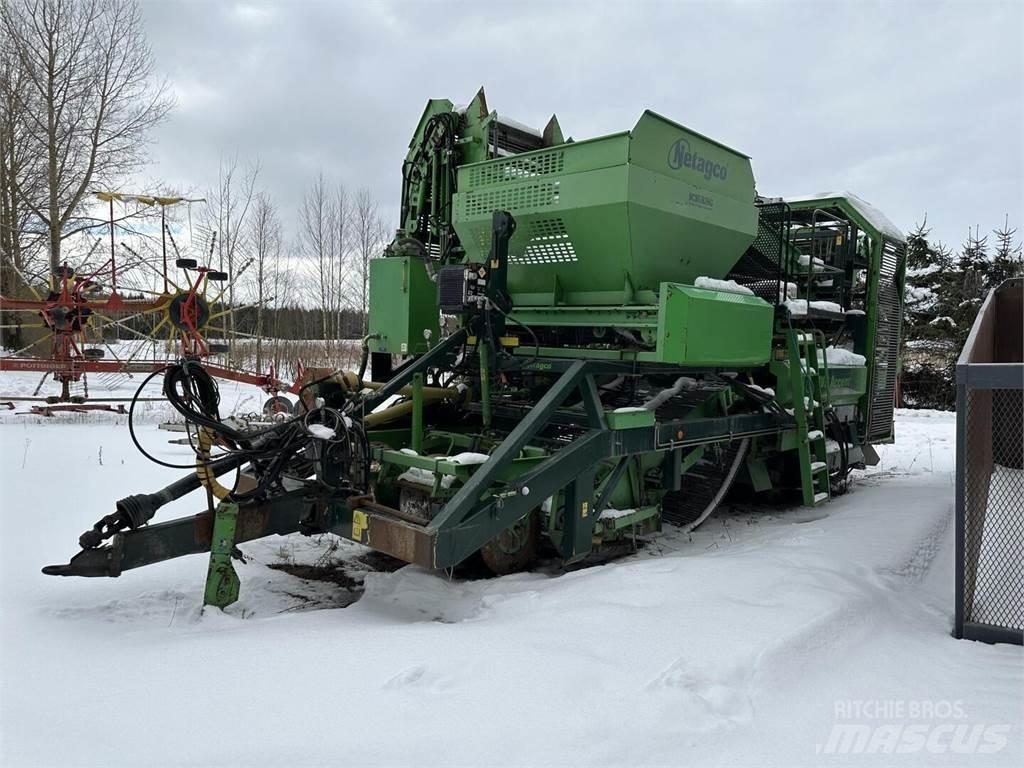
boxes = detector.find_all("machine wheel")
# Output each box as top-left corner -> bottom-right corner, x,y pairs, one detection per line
206,270 -> 229,282
480,510 -> 540,576
208,342 -> 229,355
262,395 -> 293,419
83,348 -> 105,359
175,258 -> 197,269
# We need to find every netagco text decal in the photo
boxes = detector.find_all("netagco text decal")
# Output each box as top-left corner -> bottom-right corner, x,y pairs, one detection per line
668,138 -> 727,181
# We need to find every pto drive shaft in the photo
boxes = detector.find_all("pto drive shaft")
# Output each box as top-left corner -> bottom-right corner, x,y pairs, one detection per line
76,453 -> 249,549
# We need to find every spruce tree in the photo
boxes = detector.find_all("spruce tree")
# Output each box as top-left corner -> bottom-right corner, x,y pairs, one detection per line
900,218 -> 958,407
990,216 -> 1023,288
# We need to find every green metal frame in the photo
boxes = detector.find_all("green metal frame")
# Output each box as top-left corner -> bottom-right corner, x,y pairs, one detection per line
44,97 -> 909,596
784,195 -> 906,443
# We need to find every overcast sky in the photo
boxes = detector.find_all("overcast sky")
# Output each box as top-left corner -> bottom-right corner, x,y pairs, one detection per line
139,0 -> 1022,251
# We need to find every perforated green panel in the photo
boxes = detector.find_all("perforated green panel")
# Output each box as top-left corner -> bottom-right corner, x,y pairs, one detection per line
467,149 -> 566,186
452,112 -> 757,307
459,181 -> 560,218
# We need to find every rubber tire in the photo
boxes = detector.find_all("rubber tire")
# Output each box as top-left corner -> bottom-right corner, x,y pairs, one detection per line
208,343 -> 229,355
175,258 -> 198,269
83,348 -> 105,359
480,511 -> 540,576
262,395 -> 293,419
206,270 -> 229,282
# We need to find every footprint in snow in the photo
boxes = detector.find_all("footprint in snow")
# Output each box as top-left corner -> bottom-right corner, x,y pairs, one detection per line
384,665 -> 427,689
646,658 -> 754,730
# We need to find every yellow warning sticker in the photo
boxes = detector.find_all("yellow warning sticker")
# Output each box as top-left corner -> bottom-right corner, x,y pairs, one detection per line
581,501 -> 589,519
352,510 -> 369,543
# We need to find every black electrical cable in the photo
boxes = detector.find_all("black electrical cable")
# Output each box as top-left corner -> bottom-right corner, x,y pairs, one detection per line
490,302 -> 541,367
130,360 -> 308,483
128,364 -> 217,470
826,409 -> 852,493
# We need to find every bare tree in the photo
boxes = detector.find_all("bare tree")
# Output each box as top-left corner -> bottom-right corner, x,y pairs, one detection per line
331,184 -> 349,339
347,187 -> 385,334
268,238 -> 297,372
1,0 -> 173,277
0,36 -> 45,347
246,191 -> 280,372
202,154 -> 259,364
298,173 -> 349,343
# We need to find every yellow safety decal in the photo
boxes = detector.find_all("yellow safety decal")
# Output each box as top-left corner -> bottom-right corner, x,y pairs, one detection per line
581,501 -> 589,519
499,336 -> 519,347
352,510 -> 369,543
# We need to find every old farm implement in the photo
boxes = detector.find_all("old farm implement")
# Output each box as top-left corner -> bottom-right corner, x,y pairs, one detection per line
44,90 -> 907,606
0,193 -> 291,414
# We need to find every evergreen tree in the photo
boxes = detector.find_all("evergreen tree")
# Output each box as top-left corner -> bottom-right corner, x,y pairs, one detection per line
990,216 -> 1023,288
900,218 -> 958,408
900,218 -> 1021,409
903,219 -> 944,341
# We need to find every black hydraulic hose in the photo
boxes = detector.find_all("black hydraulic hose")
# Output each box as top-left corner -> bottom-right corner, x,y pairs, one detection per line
128,365 -> 208,470
356,333 -> 379,384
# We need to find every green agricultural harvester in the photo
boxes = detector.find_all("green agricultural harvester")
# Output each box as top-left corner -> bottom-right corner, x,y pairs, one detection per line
45,89 -> 907,605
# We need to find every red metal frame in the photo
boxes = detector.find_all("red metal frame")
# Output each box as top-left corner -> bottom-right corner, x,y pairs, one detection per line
1,263 -> 296,403
1,193 -> 304,408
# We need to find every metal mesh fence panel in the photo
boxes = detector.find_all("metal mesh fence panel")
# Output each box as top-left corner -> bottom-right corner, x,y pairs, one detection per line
961,389 -> 1024,637
956,279 -> 1023,645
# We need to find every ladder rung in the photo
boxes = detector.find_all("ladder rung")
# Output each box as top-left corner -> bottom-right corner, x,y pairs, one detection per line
807,429 -> 824,441
813,491 -> 829,504
811,461 -> 827,473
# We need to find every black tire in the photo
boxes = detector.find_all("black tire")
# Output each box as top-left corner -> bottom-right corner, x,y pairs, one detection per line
175,258 -> 197,269
83,348 -> 105,359
208,343 -> 229,355
263,395 -> 293,419
480,510 -> 540,576
206,270 -> 229,282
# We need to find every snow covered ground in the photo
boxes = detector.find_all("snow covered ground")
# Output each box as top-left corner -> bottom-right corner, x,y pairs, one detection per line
0,382 -> 1020,766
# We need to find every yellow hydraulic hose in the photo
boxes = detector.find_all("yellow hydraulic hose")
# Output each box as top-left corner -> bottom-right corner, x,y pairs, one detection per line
195,426 -> 232,500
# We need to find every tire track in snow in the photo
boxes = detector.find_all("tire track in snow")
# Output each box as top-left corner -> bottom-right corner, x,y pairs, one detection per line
750,499 -> 955,694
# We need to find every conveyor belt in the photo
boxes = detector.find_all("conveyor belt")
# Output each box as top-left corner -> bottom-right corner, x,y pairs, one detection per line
661,438 -> 748,531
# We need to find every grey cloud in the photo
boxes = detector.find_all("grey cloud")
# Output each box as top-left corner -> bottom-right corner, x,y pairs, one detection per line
140,0 -> 1022,249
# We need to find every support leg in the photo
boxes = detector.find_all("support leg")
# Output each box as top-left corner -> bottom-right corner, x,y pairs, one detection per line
204,502 -> 241,609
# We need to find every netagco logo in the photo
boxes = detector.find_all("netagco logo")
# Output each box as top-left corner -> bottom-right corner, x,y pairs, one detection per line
668,138 -> 727,181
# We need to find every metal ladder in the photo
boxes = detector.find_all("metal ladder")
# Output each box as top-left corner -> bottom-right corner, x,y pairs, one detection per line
787,328 -> 831,506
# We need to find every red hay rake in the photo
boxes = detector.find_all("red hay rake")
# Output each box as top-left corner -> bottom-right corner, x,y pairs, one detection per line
0,193 -> 298,414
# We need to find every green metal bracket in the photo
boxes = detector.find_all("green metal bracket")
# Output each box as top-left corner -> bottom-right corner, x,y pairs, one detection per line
562,466 -> 596,562
203,501 -> 241,609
